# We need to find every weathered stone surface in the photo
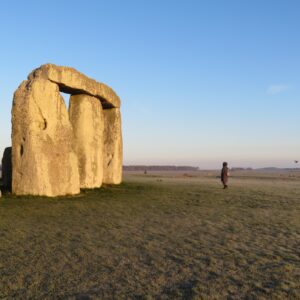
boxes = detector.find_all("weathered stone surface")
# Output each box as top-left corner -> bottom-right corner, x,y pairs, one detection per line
1,147 -> 12,191
102,108 -> 123,184
28,64 -> 120,108
12,78 -> 80,196
69,94 -> 104,189
11,64 -> 122,197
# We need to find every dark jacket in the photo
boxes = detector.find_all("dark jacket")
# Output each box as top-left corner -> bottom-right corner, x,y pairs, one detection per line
221,166 -> 228,183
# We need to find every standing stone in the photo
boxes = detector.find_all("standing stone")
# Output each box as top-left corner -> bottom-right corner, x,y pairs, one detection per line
69,94 -> 104,188
102,108 -> 123,184
11,64 -> 122,197
1,147 -> 12,191
12,78 -> 80,196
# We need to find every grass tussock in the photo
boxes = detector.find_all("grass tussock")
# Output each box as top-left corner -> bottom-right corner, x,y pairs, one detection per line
1,171 -> 300,299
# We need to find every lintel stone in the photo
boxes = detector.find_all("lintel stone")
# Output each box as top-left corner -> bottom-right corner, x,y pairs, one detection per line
28,64 -> 120,109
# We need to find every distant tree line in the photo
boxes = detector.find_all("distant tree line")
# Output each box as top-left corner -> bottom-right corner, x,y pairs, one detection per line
123,165 -> 199,171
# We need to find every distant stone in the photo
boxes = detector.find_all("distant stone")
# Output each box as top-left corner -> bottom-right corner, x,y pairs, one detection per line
12,78 -> 80,196
69,94 -> 104,189
2,147 -> 12,191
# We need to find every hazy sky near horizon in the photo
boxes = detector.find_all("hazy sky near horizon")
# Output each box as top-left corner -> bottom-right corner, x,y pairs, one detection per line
0,0 -> 299,169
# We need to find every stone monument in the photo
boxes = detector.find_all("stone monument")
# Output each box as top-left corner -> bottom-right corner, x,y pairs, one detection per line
12,64 -> 122,197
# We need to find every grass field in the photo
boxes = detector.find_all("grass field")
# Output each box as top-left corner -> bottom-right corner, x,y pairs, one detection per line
1,170 -> 300,299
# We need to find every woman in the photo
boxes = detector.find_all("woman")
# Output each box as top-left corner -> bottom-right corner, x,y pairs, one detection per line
221,162 -> 229,189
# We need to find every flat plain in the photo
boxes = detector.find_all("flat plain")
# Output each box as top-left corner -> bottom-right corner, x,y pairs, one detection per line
1,170 -> 300,299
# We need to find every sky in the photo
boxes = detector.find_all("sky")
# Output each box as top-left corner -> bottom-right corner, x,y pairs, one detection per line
0,0 -> 299,169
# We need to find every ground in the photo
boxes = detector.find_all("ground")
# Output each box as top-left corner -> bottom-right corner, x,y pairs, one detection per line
1,170 -> 300,299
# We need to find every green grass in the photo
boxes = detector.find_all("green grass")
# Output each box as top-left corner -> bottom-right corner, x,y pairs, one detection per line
1,172 -> 300,299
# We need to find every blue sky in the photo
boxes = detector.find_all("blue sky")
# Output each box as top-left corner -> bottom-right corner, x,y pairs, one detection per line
0,0 -> 299,168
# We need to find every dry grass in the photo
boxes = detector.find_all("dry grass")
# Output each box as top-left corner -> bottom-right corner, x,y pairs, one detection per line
1,171 -> 300,299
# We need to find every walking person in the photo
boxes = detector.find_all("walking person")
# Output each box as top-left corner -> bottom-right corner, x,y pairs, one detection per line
221,162 -> 229,189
